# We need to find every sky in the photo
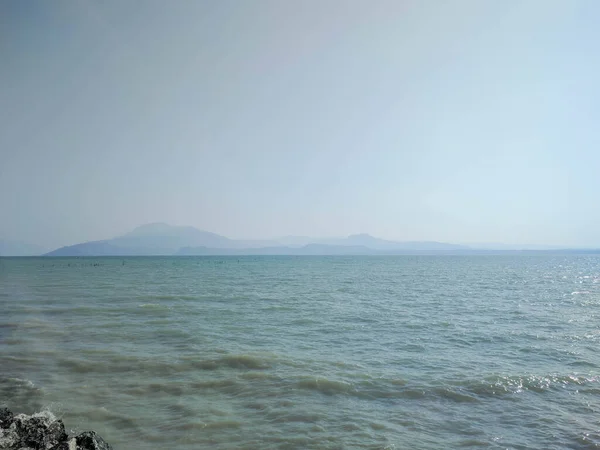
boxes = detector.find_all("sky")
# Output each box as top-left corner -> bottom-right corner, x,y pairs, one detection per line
1,0 -> 600,249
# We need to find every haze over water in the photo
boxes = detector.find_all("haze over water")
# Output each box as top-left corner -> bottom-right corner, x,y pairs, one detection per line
2,255 -> 600,449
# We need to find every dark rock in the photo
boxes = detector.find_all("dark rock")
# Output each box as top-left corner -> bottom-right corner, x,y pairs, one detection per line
0,409 -> 112,450
0,408 -> 13,428
48,439 -> 75,450
14,415 -> 49,448
74,431 -> 112,450
0,415 -> 20,449
44,420 -> 68,449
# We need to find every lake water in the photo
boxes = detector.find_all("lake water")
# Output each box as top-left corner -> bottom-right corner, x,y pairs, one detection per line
2,255 -> 600,449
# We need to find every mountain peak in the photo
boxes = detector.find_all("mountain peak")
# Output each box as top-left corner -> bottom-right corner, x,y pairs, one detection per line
127,223 -> 177,235
46,223 -> 233,256
346,233 -> 381,244
43,224 -> 469,256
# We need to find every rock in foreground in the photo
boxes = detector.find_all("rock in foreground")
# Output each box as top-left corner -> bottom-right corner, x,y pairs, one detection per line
0,408 -> 112,450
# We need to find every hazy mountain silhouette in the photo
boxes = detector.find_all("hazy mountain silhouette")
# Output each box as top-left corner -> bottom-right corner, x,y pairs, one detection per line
112,223 -> 234,252
45,223 -> 234,256
44,241 -> 134,256
46,223 -> 598,256
45,224 -> 285,256
44,224 -> 472,256
177,244 -> 375,256
39,224 -> 600,256
276,234 -> 468,251
320,233 -> 468,251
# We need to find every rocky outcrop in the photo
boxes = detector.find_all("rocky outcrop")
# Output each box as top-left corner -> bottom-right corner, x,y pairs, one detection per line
0,408 -> 112,450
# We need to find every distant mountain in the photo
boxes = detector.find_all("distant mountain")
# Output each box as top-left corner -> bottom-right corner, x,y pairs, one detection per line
0,240 -> 48,256
177,244 -> 375,256
44,241 -> 134,257
111,223 -> 235,252
45,223 -> 236,256
233,239 -> 282,248
317,233 -> 469,251
44,223 -> 476,256
276,234 -> 469,251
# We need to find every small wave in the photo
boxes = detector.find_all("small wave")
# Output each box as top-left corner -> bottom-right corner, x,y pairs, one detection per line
0,377 -> 45,413
461,374 -> 599,396
568,360 -> 598,368
239,372 -> 280,381
189,379 -> 239,391
296,377 -> 354,395
138,303 -> 170,309
161,403 -> 196,417
57,357 -> 100,374
432,387 -> 479,403
163,420 -> 208,432
457,439 -> 489,447
370,422 -> 387,430
140,295 -> 195,301
187,354 -> 272,370
204,420 -> 242,430
578,387 -> 600,395
143,383 -> 185,396
55,352 -> 275,377
267,412 -> 323,424
83,407 -> 142,433
4,377 -> 36,388
289,318 -> 320,326
290,372 -> 600,402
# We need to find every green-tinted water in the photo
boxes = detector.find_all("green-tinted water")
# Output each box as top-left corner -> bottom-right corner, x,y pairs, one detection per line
2,256 -> 600,449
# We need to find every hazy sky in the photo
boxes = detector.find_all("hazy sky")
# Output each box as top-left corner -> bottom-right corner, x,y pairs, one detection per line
1,0 -> 599,249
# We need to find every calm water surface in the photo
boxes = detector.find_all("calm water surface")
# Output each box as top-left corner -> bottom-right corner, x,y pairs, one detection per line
2,255 -> 600,449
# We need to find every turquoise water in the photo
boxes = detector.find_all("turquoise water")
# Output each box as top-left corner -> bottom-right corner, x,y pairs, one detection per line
2,255 -> 600,449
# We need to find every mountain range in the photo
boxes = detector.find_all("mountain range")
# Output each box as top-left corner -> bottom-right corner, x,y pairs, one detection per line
41,223 -> 469,256
2,223 -> 597,256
